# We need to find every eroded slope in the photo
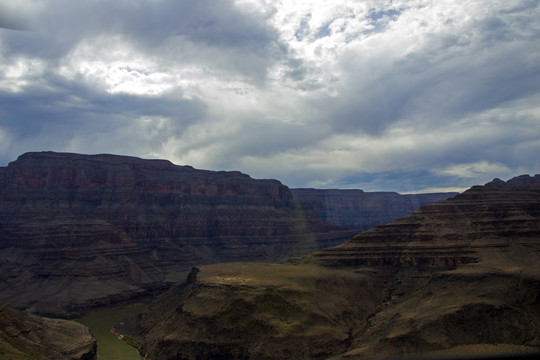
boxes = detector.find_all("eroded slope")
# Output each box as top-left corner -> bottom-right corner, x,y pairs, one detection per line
0,304 -> 96,360
121,175 -> 540,359
0,152 -> 352,316
118,263 -> 382,359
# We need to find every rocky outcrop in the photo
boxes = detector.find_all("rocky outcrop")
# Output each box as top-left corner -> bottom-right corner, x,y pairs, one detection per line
300,175 -> 540,357
491,174 -> 540,187
291,189 -> 457,231
117,263 -> 383,360
121,175 -> 540,359
341,268 -> 540,359
0,303 -> 96,359
0,152 -> 353,317
310,175 -> 540,268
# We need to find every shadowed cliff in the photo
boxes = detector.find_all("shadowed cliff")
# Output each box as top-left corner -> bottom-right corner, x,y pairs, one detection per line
0,151 -> 353,317
291,188 -> 457,231
0,304 -> 96,359
119,175 -> 540,359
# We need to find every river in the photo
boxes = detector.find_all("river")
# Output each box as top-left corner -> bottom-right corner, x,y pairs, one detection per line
75,305 -> 146,360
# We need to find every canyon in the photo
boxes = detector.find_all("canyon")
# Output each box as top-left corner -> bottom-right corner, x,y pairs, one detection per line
119,175 -> 540,359
0,151 -> 353,317
3,151 -> 538,359
0,152 -> 450,318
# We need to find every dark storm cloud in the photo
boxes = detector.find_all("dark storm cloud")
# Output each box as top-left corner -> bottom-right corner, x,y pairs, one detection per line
0,71 -> 205,129
123,0 -> 285,83
0,2 -> 36,31
0,69 -> 207,165
1,0 -> 539,193
0,0 -> 282,166
1,0 -> 284,82
0,15 -> 30,31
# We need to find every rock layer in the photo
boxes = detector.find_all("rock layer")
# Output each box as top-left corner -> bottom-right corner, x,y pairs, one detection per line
117,263 -> 383,360
291,189 -> 457,231
310,176 -> 540,269
0,152 -> 352,316
122,175 -> 540,359
301,175 -> 540,357
0,303 -> 97,359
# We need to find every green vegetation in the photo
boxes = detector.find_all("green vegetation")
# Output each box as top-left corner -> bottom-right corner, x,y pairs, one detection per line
124,338 -> 140,349
75,305 -> 146,360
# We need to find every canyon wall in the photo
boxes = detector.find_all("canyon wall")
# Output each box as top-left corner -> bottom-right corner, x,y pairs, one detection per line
0,152 -> 353,316
122,175 -> 540,359
311,175 -> 540,268
291,188 -> 457,231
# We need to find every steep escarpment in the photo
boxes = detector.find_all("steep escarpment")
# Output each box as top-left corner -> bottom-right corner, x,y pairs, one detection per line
339,267 -> 540,359
291,189 -> 457,231
0,152 -> 352,317
0,304 -> 96,359
117,263 -> 383,360
311,175 -> 540,268
122,175 -> 540,359
305,175 -> 540,357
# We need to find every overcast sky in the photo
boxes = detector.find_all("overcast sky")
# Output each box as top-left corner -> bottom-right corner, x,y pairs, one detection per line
0,0 -> 539,193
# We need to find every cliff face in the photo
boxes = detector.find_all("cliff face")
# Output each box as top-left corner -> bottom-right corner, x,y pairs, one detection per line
0,152 -> 352,317
121,175 -> 540,359
0,304 -> 96,360
291,189 -> 457,231
298,175 -> 540,357
312,175 -> 540,268
117,263 -> 383,360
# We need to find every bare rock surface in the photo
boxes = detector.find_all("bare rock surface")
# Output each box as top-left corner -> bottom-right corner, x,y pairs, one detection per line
120,175 -> 540,359
310,175 -> 540,268
119,263 -> 383,360
310,175 -> 540,357
0,303 -> 96,359
0,151 -> 353,317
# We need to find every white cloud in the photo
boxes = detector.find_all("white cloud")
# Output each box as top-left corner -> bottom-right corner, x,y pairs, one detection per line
0,56 -> 46,92
58,36 -> 178,95
436,161 -> 513,179
0,0 -> 539,193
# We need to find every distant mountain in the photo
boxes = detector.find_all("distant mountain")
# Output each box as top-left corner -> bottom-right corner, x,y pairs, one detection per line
121,175 -> 540,359
0,151 -> 353,317
291,188 -> 457,231
311,174 -> 540,268
488,174 -> 540,186
0,303 -> 96,359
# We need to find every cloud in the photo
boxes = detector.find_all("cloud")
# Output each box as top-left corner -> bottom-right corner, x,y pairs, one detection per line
305,0 -> 540,136
435,161 -> 513,179
0,0 -> 38,31
0,68 -> 207,164
0,0 -> 539,193
15,0 -> 285,83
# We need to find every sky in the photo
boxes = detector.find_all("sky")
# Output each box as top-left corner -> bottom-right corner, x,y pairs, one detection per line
0,0 -> 539,193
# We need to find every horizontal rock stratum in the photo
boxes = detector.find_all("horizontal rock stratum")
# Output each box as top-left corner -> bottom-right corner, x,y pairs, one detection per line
120,175 -> 540,359
310,175 -> 540,268
0,151 -> 353,316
